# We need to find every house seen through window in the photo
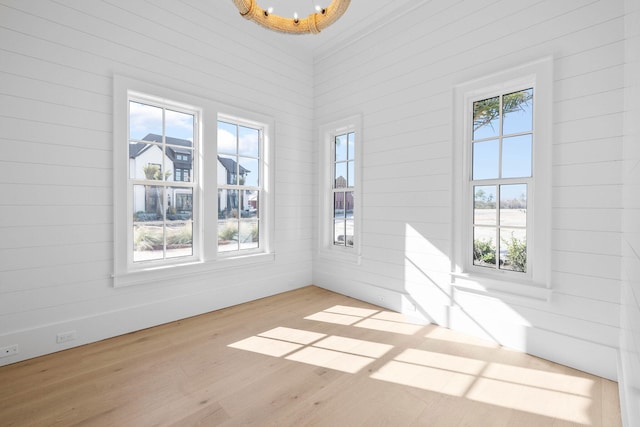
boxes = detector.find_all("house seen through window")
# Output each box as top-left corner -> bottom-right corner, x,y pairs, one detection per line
333,132 -> 355,247
128,100 -> 196,263
217,120 -> 262,253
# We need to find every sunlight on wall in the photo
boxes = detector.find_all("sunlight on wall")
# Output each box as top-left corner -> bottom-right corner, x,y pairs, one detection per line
403,223 -> 532,351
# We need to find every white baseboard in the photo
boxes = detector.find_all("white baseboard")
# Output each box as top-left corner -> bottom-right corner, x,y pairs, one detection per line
316,281 -> 618,381
0,281 -> 306,367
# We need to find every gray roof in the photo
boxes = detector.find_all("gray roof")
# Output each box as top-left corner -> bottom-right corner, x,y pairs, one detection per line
129,134 -> 193,167
217,156 -> 250,175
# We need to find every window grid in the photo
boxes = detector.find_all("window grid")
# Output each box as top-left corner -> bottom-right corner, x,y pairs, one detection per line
470,88 -> 533,274
128,98 -> 197,264
217,120 -> 262,254
332,132 -> 355,247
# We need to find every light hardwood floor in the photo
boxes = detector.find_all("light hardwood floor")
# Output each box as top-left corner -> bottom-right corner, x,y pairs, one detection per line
0,286 -> 622,426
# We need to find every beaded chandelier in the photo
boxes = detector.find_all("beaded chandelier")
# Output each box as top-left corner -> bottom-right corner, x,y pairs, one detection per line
232,0 -> 351,34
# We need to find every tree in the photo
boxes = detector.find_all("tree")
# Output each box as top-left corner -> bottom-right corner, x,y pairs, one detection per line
143,164 -> 172,218
473,90 -> 533,132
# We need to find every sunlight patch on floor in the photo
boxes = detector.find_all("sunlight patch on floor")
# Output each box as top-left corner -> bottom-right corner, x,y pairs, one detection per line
371,360 -> 478,397
396,349 -> 487,376
482,363 -> 595,396
228,336 -> 303,357
465,377 -> 592,424
286,347 -> 375,374
228,323 -> 394,374
228,304 -> 598,425
313,335 -> 393,358
355,318 -> 424,335
371,348 -> 595,424
324,305 -> 379,317
258,327 -> 326,345
304,311 -> 363,325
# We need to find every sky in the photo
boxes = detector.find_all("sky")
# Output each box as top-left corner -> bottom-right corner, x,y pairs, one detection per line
472,89 -> 533,201
129,101 -> 194,142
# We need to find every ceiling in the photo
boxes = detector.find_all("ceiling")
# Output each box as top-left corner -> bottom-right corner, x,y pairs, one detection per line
227,0 -> 417,58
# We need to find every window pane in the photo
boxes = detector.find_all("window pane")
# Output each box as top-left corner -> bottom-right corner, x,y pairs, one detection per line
473,227 -> 496,268
345,191 -> 354,219
334,192 -> 345,218
335,134 -> 348,162
474,185 -> 496,225
500,228 -> 527,272
239,126 -> 259,157
347,161 -> 355,188
500,184 -> 527,227
172,189 -> 193,218
345,219 -> 354,247
132,184 -> 164,220
218,189 -> 239,219
217,121 -> 237,155
347,132 -> 355,160
239,157 -> 259,186
239,220 -> 259,250
218,154 -> 237,185
472,139 -> 499,180
502,135 -> 532,178
240,190 -> 258,218
502,89 -> 533,135
130,145 -> 164,180
473,96 -> 500,140
334,219 -> 346,246
133,184 -> 164,262
166,215 -> 193,259
171,151 -> 193,183
165,109 -> 194,142
133,222 -> 164,262
129,101 -> 162,140
335,162 -> 347,188
218,219 -> 238,252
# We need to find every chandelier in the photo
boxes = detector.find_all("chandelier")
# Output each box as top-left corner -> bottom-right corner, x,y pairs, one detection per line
232,0 -> 351,34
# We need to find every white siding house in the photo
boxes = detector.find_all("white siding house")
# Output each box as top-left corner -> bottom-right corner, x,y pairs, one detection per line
0,1 -> 638,425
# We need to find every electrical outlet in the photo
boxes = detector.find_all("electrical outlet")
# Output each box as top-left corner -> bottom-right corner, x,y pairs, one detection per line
56,330 -> 77,344
0,344 -> 19,358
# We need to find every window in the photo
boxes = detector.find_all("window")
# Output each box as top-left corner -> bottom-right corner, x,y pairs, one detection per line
333,132 -> 355,247
175,168 -> 190,182
217,119 -> 262,254
113,76 -> 275,287
128,99 -> 197,263
319,116 -> 362,263
452,58 -> 552,297
471,88 -> 532,273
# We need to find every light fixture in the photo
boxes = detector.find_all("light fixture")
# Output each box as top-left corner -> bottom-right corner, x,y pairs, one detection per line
232,0 -> 351,35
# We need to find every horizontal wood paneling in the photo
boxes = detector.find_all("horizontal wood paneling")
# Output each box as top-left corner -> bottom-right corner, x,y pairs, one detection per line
313,0 -> 625,380
0,0 -> 314,366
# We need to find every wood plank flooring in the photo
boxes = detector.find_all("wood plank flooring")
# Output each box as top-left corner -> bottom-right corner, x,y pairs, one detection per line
0,286 -> 622,426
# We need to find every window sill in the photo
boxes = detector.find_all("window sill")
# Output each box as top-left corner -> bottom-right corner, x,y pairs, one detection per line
450,271 -> 551,302
113,252 -> 275,288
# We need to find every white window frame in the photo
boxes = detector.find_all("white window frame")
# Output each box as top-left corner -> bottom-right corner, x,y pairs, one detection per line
452,58 -> 552,300
318,115 -> 362,264
126,93 -> 200,266
216,114 -> 268,258
113,75 -> 274,288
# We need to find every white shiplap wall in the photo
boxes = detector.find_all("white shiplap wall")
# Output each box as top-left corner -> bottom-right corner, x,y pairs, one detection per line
313,0 -> 625,381
0,0 -> 314,365
620,0 -> 640,424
